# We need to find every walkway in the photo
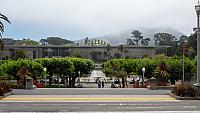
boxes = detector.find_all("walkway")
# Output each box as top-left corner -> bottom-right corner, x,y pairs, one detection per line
11,88 -> 170,95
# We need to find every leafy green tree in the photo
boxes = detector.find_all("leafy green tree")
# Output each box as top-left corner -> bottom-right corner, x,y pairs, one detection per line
2,38 -> 16,45
35,57 -> 93,87
154,33 -> 175,46
14,38 -> 39,45
166,57 -> 182,84
0,59 -> 44,84
103,59 -> 128,88
137,59 -> 157,79
0,13 -> 11,50
103,55 -> 196,86
67,58 -> 94,87
154,33 -> 177,56
187,33 -> 197,58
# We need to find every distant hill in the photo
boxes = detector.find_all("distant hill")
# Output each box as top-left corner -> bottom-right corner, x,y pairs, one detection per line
46,37 -> 74,45
75,27 -> 184,46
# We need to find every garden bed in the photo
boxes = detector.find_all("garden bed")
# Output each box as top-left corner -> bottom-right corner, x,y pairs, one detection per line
169,83 -> 200,100
0,92 -> 12,100
168,92 -> 200,100
0,81 -> 12,99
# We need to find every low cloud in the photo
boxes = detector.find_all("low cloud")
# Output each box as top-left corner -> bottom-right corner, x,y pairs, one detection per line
0,0 -> 197,40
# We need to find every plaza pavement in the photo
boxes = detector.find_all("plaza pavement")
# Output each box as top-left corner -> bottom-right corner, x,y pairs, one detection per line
1,94 -> 175,102
2,88 -> 173,101
11,88 -> 170,95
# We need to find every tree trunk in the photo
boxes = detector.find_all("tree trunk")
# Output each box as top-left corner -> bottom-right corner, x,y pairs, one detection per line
122,78 -> 125,88
118,78 -> 121,88
57,75 -> 60,87
49,73 -> 53,86
23,76 -> 26,88
66,75 -> 69,87
69,76 -> 72,88
125,78 -> 128,88
72,77 -> 76,88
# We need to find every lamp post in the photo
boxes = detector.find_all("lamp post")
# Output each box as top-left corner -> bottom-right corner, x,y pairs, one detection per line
43,67 -> 47,87
78,71 -> 81,87
195,2 -> 200,86
142,67 -> 145,87
181,39 -> 188,83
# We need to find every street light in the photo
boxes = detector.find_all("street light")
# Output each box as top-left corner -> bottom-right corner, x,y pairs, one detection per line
195,2 -> 200,86
181,39 -> 188,83
142,67 -> 145,87
78,71 -> 81,87
44,67 -> 47,87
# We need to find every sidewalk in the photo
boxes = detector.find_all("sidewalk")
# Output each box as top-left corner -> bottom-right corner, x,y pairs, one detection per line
1,95 -> 175,102
11,88 -> 170,95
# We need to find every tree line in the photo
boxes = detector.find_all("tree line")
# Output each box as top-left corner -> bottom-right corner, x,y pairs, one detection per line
0,57 -> 94,88
103,54 -> 196,88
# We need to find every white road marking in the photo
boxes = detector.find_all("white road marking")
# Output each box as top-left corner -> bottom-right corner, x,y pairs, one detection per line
135,107 -> 163,109
183,106 -> 197,108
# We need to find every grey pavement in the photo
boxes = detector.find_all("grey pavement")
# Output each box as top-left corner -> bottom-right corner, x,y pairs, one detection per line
11,88 -> 170,95
0,101 -> 200,112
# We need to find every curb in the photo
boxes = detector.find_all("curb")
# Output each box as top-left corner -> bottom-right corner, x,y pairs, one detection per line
0,92 -> 12,100
168,92 -> 200,100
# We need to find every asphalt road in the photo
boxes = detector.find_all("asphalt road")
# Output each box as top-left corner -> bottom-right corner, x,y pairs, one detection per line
0,101 -> 200,112
5,88 -> 198,112
12,88 -> 170,95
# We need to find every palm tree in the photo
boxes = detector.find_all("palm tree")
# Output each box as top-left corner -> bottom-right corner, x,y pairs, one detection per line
118,44 -> 125,58
0,13 -> 11,50
16,66 -> 30,87
154,61 -> 169,86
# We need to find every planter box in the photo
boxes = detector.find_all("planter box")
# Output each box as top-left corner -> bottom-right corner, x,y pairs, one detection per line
0,92 -> 12,99
168,92 -> 200,100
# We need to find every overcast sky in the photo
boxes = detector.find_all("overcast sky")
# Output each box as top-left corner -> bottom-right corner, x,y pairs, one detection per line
0,0 -> 198,40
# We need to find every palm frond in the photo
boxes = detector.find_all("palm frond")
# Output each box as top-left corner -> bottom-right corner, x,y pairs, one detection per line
0,13 -> 11,50
0,13 -> 11,24
0,21 -> 4,32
